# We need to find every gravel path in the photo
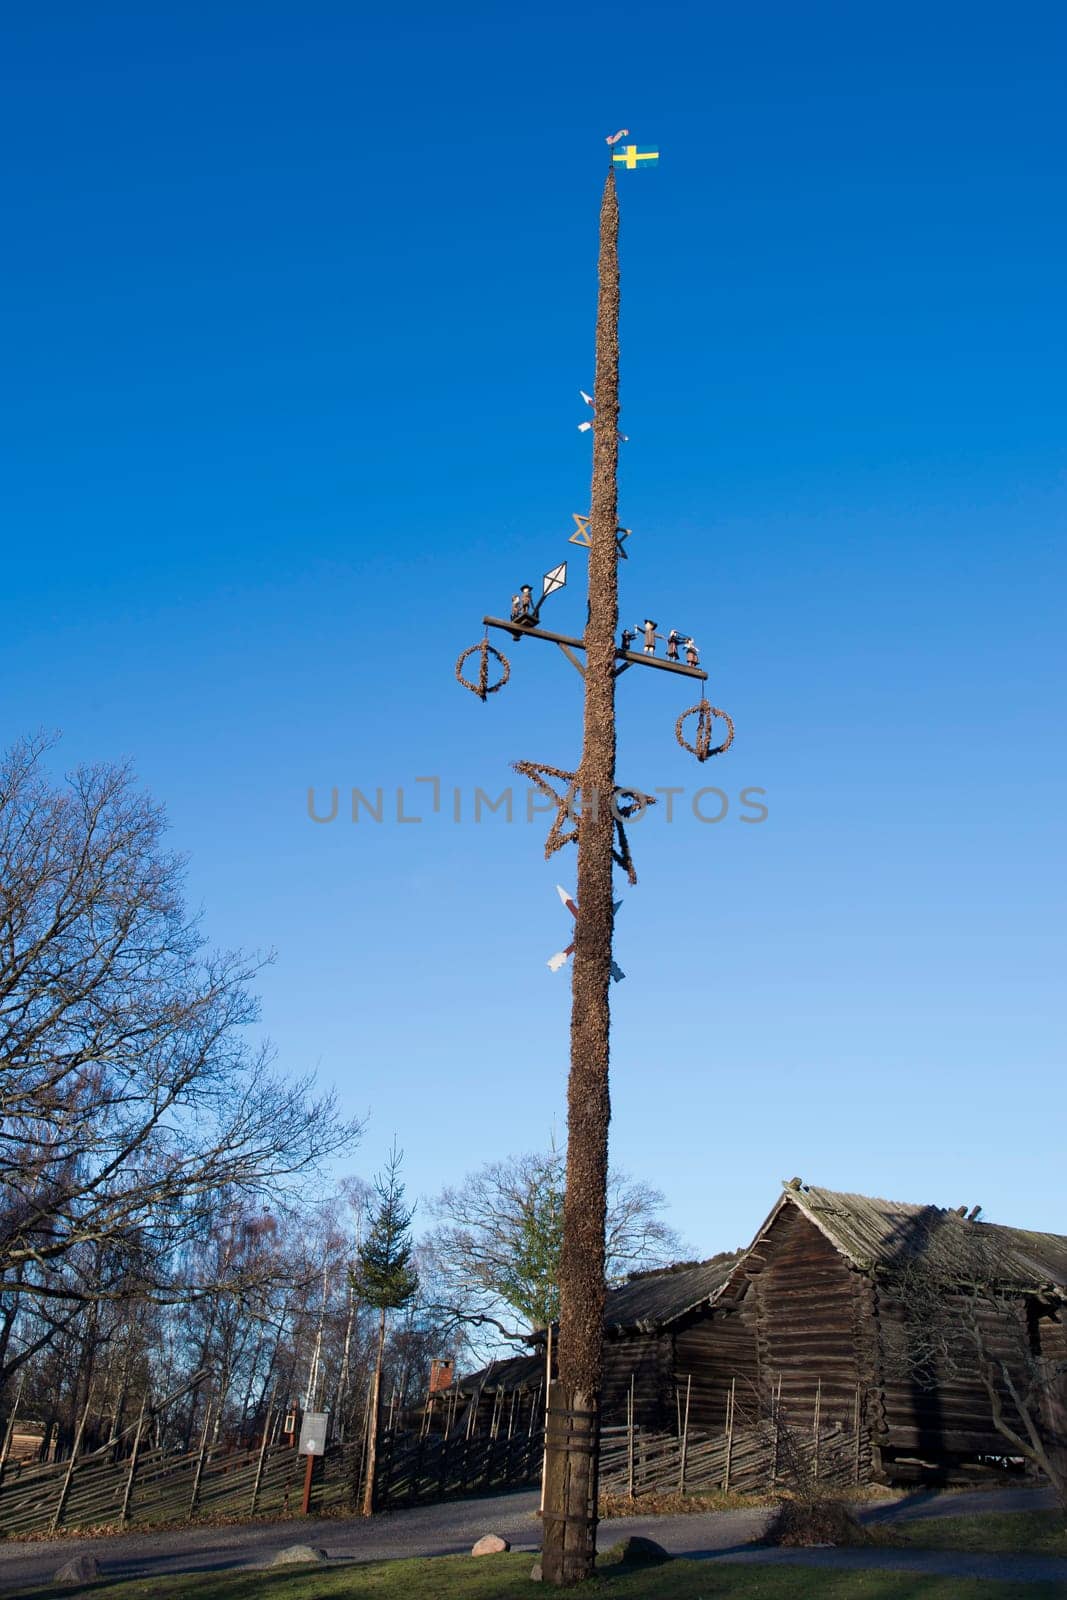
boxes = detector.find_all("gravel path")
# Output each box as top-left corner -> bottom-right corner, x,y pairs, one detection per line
0,1483 -> 1062,1593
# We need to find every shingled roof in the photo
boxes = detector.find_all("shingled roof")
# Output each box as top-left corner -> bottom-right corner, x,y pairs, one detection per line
456,1252 -> 742,1396
601,1251 -> 741,1333
456,1350 -> 543,1397
777,1182 -> 1067,1295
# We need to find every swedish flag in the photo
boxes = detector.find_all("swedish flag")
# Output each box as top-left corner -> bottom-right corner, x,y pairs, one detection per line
612,143 -> 659,171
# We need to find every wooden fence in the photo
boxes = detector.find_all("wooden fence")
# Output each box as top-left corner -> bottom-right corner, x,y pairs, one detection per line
0,1425 -> 545,1539
375,1426 -> 544,1505
0,1440 -> 326,1537
0,1374 -> 875,1536
599,1418 -> 872,1498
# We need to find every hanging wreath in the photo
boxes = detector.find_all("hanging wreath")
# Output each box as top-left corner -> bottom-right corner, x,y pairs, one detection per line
455,640 -> 510,702
675,700 -> 735,762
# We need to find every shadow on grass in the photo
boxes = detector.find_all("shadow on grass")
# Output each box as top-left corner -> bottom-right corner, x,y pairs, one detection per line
20,1552 -> 1067,1600
861,1489 -> 946,1526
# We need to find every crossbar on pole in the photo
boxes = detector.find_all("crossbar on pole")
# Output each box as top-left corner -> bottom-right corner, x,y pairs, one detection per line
482,618 -> 708,680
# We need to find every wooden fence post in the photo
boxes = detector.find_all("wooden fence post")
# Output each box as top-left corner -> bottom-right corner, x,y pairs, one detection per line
0,1374 -> 25,1489
813,1378 -> 822,1482
770,1372 -> 783,1483
50,1386 -> 95,1532
626,1375 -> 635,1500
249,1382 -> 277,1516
723,1378 -> 736,1494
678,1375 -> 692,1494
853,1383 -> 863,1484
119,1393 -> 149,1528
189,1397 -> 215,1518
538,1335 -> 551,1516
439,1429 -> 450,1499
355,1372 -> 375,1512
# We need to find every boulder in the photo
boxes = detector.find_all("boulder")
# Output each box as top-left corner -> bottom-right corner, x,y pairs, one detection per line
471,1533 -> 511,1556
54,1555 -> 101,1585
270,1544 -> 328,1566
599,1535 -> 670,1568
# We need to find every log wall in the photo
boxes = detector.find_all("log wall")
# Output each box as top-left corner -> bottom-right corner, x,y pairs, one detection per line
746,1204 -> 864,1425
1035,1305 -> 1067,1364
672,1303 -> 759,1430
602,1331 -> 673,1429
873,1284 -> 1032,1460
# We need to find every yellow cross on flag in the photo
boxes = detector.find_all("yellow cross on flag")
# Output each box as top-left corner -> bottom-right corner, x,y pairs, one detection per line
612,143 -> 659,170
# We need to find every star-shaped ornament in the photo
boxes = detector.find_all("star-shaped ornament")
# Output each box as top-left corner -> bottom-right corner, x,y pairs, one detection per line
568,513 -> 631,558
511,761 -> 656,885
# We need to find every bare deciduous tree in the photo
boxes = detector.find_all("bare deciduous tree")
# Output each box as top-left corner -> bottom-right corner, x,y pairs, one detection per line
424,1145 -> 683,1351
0,735 -> 361,1382
884,1252 -> 1067,1510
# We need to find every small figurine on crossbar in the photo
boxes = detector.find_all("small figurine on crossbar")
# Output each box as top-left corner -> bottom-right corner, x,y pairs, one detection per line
620,627 -> 636,654
639,619 -> 661,656
666,629 -> 682,663
685,637 -> 700,668
510,585 -> 536,624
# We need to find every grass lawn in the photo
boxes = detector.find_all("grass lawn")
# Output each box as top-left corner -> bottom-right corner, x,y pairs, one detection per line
886,1509 -> 1067,1558
29,1553 -> 1066,1600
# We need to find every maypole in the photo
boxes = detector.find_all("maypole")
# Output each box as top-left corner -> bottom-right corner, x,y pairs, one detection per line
454,132 -> 734,1585
539,167 -> 620,1586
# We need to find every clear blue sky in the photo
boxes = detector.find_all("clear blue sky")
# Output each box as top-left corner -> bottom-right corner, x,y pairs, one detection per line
4,3 -> 1064,1253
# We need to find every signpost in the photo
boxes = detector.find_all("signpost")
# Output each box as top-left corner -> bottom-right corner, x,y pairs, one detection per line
298,1410 -> 329,1515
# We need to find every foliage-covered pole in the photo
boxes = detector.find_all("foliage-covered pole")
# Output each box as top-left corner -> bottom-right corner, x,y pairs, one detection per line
541,169 -> 620,1587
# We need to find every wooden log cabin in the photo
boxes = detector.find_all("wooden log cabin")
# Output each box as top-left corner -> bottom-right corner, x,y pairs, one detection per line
458,1180 -> 1066,1483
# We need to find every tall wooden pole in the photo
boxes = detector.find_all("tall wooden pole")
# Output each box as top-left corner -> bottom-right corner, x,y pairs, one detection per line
541,169 -> 620,1587
360,1304 -> 388,1516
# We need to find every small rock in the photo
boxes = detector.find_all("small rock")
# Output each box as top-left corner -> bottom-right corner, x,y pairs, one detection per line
471,1533 -> 511,1556
599,1534 -> 670,1568
55,1555 -> 101,1585
270,1543 -> 328,1566
529,1558 -> 543,1580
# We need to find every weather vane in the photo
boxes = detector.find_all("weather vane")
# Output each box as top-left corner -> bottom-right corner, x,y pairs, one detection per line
548,885 -> 625,982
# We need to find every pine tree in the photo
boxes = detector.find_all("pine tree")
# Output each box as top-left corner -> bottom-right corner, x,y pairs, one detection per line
353,1144 -> 417,1515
